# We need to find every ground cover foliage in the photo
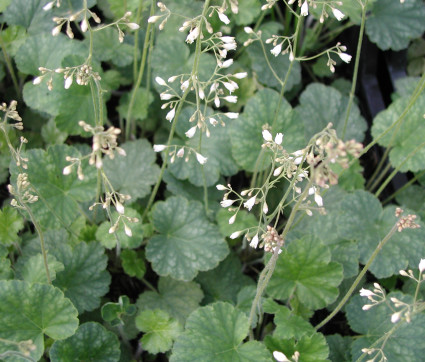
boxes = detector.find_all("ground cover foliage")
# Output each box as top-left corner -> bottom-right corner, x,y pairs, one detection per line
0,0 -> 425,361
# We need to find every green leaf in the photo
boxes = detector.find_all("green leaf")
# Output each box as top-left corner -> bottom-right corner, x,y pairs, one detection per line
16,33 -> 86,76
41,118 -> 68,145
272,305 -> 315,340
0,25 -> 27,57
246,22 -> 301,92
90,27 -> 133,67
235,286 -> 258,326
366,0 -> 425,51
230,88 -> 305,172
16,254 -> 64,284
103,139 -> 160,199
326,334 -> 352,362
232,0 -> 261,25
196,253 -> 254,304
121,249 -> 146,279
10,145 -> 97,229
346,292 -> 425,361
102,296 -> 136,326
96,208 -> 144,249
0,206 -> 24,246
50,322 -> 121,362
336,190 -> 425,278
136,277 -> 203,326
117,88 -> 154,122
264,333 -> 329,362
146,196 -> 229,281
216,208 -> 258,238
297,83 -> 367,142
267,235 -> 343,310
0,280 -> 78,360
171,302 -> 271,362
395,184 -> 425,220
52,241 -> 111,314
371,93 -> 425,172
136,309 -> 182,354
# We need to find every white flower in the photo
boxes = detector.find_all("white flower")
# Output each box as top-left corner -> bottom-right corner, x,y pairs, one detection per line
230,231 -> 241,239
214,96 -> 220,108
166,108 -> 176,121
224,96 -> 238,103
359,288 -> 375,297
196,153 -> 208,164
228,214 -> 236,224
362,304 -> 373,310
250,234 -> 259,248
221,199 -> 236,208
181,79 -> 190,91
63,165 -> 72,175
81,18 -> 88,32
223,81 -> 238,93
160,93 -> 173,100
225,112 -> 239,119
148,15 -> 161,23
155,76 -> 167,86
339,52 -> 352,63
262,130 -> 273,142
270,43 -> 282,57
52,25 -> 61,36
233,72 -> 248,79
391,311 -> 401,323
219,59 -> 233,68
220,36 -> 235,43
222,43 -> 237,51
33,76 -> 42,85
198,87 -> 205,99
273,351 -> 290,362
419,258 -> 425,273
127,22 -> 140,30
301,1 -> 309,16
124,224 -> 132,237
218,12 -> 230,24
185,125 -> 197,138
209,117 -> 218,126
176,148 -> 185,157
153,144 -> 167,152
216,184 -> 227,190
273,166 -> 284,176
314,193 -> 323,207
244,196 -> 256,211
289,51 -> 294,62
115,201 -> 125,214
64,76 -> 73,89
332,8 -> 345,21
275,133 -> 283,145
244,26 -> 254,34
186,27 -> 199,44
263,202 -> 268,214
43,1 -> 54,10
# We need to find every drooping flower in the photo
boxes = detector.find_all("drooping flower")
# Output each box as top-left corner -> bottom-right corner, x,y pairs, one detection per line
270,43 -> 282,57
300,1 -> 309,16
338,52 -> 352,63
332,8 -> 345,21
244,196 -> 256,210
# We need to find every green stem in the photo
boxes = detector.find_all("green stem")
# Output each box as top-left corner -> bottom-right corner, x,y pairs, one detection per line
125,0 -> 155,140
133,0 -> 144,83
374,141 -> 425,198
316,223 -> 398,330
382,170 -> 425,205
0,30 -> 21,98
368,162 -> 391,192
341,0 -> 367,140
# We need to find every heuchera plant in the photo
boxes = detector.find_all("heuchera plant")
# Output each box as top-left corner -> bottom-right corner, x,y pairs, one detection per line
0,0 -> 425,361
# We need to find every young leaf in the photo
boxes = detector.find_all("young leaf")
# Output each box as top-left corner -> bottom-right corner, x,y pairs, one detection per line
171,302 -> 271,362
0,206 -> 24,246
50,322 -> 121,362
272,305 -> 315,340
121,249 -> 146,279
146,196 -> 229,281
16,253 -> 64,284
136,309 -> 182,354
136,277 -> 203,326
230,88 -> 304,172
52,241 -> 111,314
267,235 -> 343,310
366,0 -> 425,51
103,140 -> 160,200
297,83 -> 367,142
0,280 -> 78,360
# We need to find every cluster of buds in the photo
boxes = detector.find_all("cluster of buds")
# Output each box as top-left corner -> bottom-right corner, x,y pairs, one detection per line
77,121 -> 126,169
42,0 -> 61,11
395,208 -> 420,232
17,339 -> 37,357
389,296 -> 412,324
261,225 -> 284,253
283,1 -> 345,21
153,144 -> 207,165
326,42 -> 352,73
63,156 -> 84,180
0,100 -> 23,130
360,347 -> 387,362
266,34 -> 295,60
148,2 -> 171,31
359,283 -> 386,311
51,8 -> 100,39
243,26 -> 262,47
8,173 -> 39,209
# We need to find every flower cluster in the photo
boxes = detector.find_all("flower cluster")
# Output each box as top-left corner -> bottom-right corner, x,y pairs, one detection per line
0,100 -> 23,130
153,144 -> 208,165
8,174 -> 39,209
273,350 -> 300,362
359,283 -> 386,311
395,207 -> 420,232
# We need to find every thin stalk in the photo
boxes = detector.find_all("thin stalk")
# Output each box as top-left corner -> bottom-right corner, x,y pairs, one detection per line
365,146 -> 391,189
125,0 -> 155,140
0,31 -> 20,97
133,0 -> 145,83
141,0 -> 210,220
316,223 -> 398,330
374,141 -> 425,198
341,0 -> 367,140
367,162 -> 391,192
382,170 -> 425,205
